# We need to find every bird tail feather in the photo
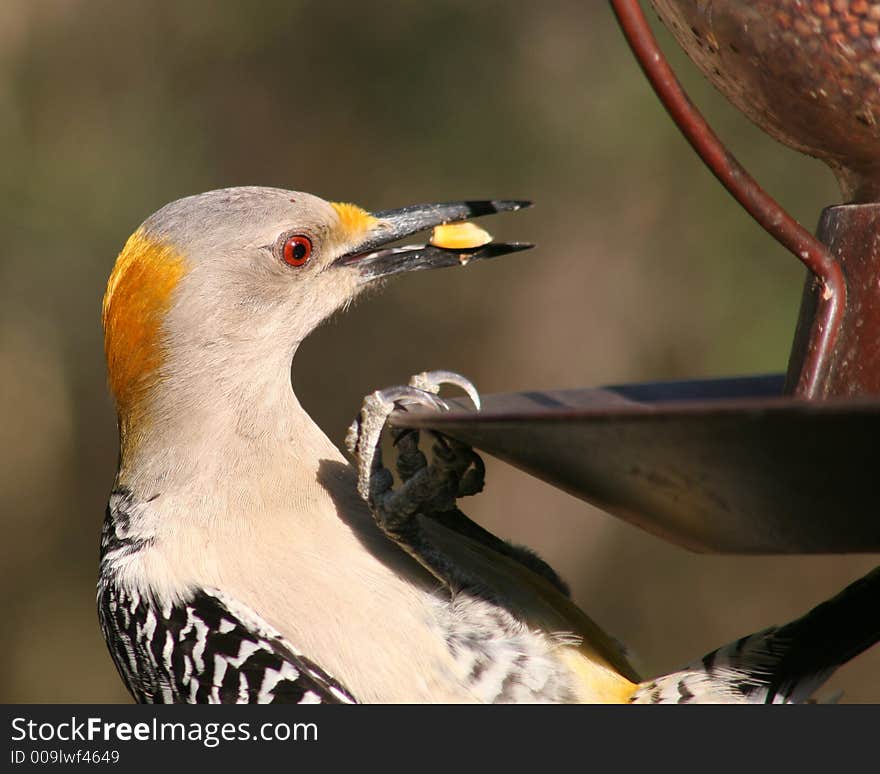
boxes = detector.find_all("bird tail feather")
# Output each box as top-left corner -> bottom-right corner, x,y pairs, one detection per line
633,566 -> 880,704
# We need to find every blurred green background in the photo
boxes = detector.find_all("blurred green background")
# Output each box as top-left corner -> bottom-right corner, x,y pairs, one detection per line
1,0 -> 877,703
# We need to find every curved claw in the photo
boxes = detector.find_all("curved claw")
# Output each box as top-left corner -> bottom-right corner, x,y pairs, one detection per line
346,385 -> 453,502
408,370 -> 481,410
376,385 -> 451,413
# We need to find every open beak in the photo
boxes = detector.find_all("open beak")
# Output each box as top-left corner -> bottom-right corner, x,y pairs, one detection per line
336,200 -> 533,282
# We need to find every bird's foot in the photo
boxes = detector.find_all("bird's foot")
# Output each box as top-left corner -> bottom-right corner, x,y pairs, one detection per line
345,370 -> 484,537
345,383 -> 449,501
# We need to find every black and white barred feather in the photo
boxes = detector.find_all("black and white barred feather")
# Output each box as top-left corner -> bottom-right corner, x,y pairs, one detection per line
633,566 -> 880,704
98,493 -> 356,704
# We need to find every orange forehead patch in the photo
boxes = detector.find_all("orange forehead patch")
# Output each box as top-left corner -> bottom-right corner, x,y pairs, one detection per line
102,228 -> 187,440
330,201 -> 378,241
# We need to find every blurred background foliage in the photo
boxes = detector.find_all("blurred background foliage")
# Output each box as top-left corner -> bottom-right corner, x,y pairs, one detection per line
1,0 -> 876,702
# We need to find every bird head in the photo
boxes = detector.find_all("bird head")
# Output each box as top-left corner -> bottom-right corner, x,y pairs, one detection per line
102,186 -> 530,462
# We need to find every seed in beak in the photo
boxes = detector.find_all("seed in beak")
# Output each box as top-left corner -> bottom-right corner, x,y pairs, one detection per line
429,222 -> 493,250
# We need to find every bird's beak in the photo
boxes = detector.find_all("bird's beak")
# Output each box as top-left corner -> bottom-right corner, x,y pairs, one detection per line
336,200 -> 533,282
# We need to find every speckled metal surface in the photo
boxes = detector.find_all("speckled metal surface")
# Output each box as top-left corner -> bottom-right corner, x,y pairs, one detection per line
651,1 -> 880,200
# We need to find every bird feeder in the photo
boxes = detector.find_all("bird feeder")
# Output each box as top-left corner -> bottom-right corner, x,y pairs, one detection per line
393,0 -> 880,554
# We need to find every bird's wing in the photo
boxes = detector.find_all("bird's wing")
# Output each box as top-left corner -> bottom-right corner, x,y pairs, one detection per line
416,516 -> 642,702
99,581 -> 357,704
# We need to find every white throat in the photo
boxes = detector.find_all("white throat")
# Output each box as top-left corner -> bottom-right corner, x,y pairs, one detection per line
123,332 -> 307,475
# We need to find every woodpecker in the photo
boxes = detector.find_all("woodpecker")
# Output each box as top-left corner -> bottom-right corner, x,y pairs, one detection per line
99,186 -> 880,703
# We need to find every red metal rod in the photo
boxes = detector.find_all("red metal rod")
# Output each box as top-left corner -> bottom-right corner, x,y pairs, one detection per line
609,0 -> 846,398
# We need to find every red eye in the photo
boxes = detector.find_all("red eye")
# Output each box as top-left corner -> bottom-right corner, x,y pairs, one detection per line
282,235 -> 312,267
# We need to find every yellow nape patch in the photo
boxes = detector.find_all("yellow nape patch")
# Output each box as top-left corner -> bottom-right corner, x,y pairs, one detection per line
330,201 -> 378,241
102,228 -> 186,437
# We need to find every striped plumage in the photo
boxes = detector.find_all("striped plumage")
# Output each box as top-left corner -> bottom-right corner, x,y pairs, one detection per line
99,491 -> 355,704
97,187 -> 880,704
633,566 -> 880,703
100,473 -> 880,704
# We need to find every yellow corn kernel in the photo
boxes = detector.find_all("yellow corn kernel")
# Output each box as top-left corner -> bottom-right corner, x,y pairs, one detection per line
429,222 -> 492,250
